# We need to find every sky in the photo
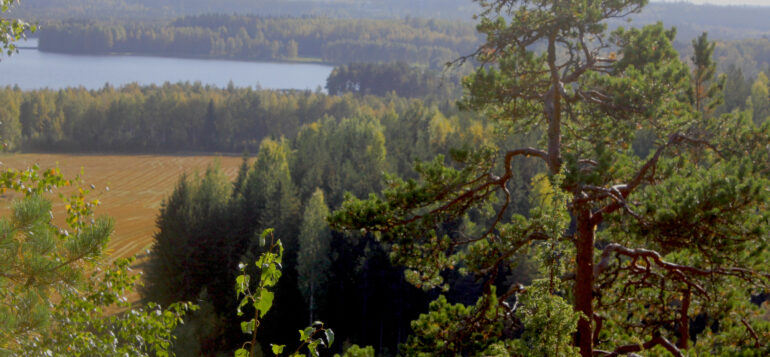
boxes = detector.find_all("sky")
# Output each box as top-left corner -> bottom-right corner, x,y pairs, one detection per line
653,0 -> 770,5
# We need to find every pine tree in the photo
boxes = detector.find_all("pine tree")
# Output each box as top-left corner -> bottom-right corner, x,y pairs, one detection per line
690,32 -> 724,116
331,0 -> 770,355
0,167 -> 191,355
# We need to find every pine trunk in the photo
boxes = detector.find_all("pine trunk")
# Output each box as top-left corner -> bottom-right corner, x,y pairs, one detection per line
575,208 -> 595,357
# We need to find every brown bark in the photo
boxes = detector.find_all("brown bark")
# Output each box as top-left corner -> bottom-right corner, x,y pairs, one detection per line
575,207 -> 595,357
598,333 -> 683,357
678,289 -> 691,349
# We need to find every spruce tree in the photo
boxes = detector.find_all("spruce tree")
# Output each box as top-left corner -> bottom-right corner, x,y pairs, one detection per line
297,188 -> 332,323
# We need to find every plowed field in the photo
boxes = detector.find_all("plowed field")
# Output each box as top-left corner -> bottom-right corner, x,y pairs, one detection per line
0,153 -> 243,261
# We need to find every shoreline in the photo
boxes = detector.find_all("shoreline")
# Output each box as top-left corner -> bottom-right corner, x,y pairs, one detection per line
36,47 -> 334,66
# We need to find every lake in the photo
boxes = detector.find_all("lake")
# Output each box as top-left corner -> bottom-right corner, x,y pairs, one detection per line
0,39 -> 334,91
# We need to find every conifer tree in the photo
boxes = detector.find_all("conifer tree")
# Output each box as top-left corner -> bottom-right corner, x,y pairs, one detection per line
297,188 -> 332,323
690,32 -> 724,116
0,167 -> 191,355
0,167 -> 112,350
331,0 -> 770,355
749,72 -> 770,125
143,165 -> 232,308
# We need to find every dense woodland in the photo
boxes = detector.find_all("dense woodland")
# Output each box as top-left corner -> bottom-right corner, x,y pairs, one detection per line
11,0 -> 770,37
0,58 -> 764,154
31,12 -> 770,76
0,64 -> 465,153
325,62 -> 464,98
9,0 -> 482,21
3,0 -> 770,356
37,16 -> 480,67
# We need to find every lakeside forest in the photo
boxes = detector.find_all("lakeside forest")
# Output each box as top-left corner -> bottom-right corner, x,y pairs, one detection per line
2,0 -> 770,356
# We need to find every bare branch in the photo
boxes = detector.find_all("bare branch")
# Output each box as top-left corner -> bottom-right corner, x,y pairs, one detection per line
741,318 -> 763,348
597,243 -> 770,285
595,333 -> 683,357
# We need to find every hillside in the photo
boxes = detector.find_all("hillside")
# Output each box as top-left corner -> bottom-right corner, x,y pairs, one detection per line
9,1 -> 770,42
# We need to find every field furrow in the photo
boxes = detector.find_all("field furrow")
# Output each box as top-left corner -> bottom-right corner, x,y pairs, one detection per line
0,153 -> 242,260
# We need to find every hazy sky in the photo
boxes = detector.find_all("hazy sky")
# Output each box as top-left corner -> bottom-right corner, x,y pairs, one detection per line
653,0 -> 770,5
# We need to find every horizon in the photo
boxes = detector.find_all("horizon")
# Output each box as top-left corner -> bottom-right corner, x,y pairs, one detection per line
653,0 -> 770,6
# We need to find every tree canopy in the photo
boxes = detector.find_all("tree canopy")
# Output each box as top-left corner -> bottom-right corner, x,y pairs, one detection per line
331,0 -> 770,356
0,166 -> 191,356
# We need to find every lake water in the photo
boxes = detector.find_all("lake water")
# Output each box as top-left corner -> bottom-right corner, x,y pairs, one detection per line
0,39 -> 334,91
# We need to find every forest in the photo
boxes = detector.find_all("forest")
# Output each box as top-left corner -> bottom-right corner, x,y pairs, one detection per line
36,16 -> 480,68
2,0 -> 770,356
0,64 -> 464,153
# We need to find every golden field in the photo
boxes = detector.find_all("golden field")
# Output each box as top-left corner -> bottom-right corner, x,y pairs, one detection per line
0,153 -> 243,261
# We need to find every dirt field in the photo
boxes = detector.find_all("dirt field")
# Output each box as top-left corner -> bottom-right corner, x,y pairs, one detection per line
0,153 -> 243,261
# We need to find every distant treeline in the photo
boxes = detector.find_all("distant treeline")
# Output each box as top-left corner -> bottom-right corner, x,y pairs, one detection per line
326,62 -> 464,98
13,1 -> 770,40
131,87 -> 537,355
0,80 -> 517,355
37,16 -> 481,67
10,0 -> 480,22
0,82 -> 472,154
713,38 -> 770,79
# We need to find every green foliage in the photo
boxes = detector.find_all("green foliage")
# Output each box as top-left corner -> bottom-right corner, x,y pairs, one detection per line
23,258 -> 195,357
235,230 -> 334,357
333,344 -> 375,357
748,72 -> 770,125
238,138 -> 300,244
0,166 -> 193,355
0,83 -> 467,156
0,0 -> 35,57
690,32 -> 725,116
292,115 -> 390,206
142,164 -> 233,308
0,167 -> 107,350
506,281 -> 579,357
401,282 -> 577,356
297,188 -> 331,323
400,292 -> 504,356
235,229 -> 283,356
326,62 -> 463,99
37,16 -> 479,68
332,0 -> 770,355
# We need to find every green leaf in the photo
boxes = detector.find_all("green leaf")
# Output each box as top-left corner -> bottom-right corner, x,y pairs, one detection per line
256,290 -> 274,318
235,274 -> 249,293
325,328 -> 334,347
271,344 -> 285,355
240,320 -> 254,334
260,228 -> 274,247
236,297 -> 249,316
301,326 -> 314,341
234,348 -> 249,357
307,340 -> 320,357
